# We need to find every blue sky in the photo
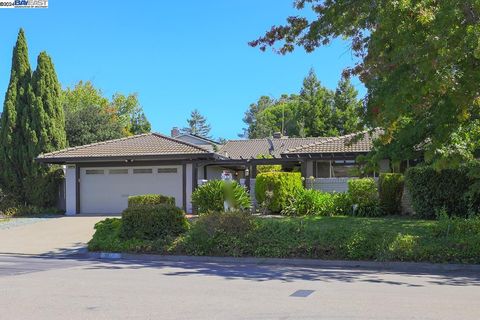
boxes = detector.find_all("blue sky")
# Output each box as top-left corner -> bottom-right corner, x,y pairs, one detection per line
0,1 -> 364,139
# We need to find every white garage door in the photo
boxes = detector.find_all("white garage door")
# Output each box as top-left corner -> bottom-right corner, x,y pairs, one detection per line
80,165 -> 183,214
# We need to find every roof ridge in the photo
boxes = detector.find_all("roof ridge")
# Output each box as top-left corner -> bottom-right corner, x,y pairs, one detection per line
38,133 -> 153,158
285,130 -> 371,153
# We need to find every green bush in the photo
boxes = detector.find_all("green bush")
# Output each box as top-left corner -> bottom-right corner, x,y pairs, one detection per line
378,173 -> 405,215
192,180 -> 251,213
348,178 -> 379,216
178,211 -> 254,256
405,166 -> 472,218
121,204 -> 189,240
255,172 -> 303,213
24,168 -> 64,208
283,189 -> 335,216
128,194 -> 175,207
332,192 -> 353,215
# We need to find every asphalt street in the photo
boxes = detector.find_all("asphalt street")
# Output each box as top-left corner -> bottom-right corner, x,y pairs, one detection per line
1,253 -> 479,320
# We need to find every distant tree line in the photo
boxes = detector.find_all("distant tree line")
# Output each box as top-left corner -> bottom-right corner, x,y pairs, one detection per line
240,69 -> 364,139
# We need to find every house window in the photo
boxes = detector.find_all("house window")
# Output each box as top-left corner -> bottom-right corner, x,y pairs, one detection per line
158,168 -> 178,174
85,169 -> 104,175
109,169 -> 128,174
332,160 -> 357,178
315,162 -> 330,178
133,168 -> 153,174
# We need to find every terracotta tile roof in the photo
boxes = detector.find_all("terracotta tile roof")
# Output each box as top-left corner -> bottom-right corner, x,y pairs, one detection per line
284,129 -> 381,155
218,137 -> 331,159
37,133 -> 213,162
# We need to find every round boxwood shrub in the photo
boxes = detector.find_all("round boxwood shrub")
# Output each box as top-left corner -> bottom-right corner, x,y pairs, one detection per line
191,180 -> 251,213
255,172 -> 303,213
378,173 -> 405,215
128,194 -> 175,207
121,204 -> 189,240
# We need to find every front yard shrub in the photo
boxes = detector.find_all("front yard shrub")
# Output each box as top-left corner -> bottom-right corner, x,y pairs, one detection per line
378,173 -> 405,215
283,189 -> 335,216
348,178 -> 379,216
332,192 -> 353,215
24,168 -> 64,208
405,166 -> 471,218
192,180 -> 251,213
121,204 -> 189,240
255,172 -> 303,213
128,194 -> 175,207
178,211 -> 254,256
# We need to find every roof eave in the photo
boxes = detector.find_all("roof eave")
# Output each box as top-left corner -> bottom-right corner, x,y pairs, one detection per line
36,152 -> 217,164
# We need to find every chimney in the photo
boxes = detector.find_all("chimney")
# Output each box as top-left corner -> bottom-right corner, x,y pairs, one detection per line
272,132 -> 282,139
171,127 -> 180,137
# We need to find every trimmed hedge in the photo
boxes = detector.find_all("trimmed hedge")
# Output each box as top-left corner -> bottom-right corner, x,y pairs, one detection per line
191,180 -> 251,213
405,166 -> 471,218
121,204 -> 189,240
378,173 -> 405,215
128,194 -> 175,207
255,172 -> 303,213
348,178 -> 378,216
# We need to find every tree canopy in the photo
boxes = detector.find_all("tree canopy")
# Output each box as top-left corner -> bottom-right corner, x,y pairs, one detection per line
63,81 -> 151,147
241,69 -> 363,138
250,0 -> 480,166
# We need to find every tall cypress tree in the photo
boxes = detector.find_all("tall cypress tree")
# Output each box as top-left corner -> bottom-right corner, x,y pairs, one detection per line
23,52 -> 67,206
31,52 -> 66,153
0,29 -> 32,197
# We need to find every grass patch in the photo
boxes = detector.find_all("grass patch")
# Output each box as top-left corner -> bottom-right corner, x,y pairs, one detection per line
88,214 -> 480,264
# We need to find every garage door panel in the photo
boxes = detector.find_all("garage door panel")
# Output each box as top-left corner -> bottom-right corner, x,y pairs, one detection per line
80,166 -> 183,214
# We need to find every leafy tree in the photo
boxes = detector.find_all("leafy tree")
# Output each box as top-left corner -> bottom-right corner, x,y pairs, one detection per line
0,29 -> 32,197
181,109 -> 211,138
239,96 -> 275,138
255,96 -> 300,137
63,82 -> 151,146
250,0 -> 480,165
332,77 -> 364,135
111,93 -> 151,135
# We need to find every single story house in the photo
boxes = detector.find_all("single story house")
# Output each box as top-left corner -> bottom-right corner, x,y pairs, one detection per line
37,129 -> 387,215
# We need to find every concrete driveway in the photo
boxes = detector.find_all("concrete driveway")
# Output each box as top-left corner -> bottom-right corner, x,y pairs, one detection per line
0,214 -> 116,255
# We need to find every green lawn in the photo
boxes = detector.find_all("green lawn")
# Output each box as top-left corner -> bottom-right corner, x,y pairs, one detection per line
88,214 -> 480,264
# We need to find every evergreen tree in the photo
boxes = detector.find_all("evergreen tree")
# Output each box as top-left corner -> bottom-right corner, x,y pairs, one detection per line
181,109 -> 211,138
23,52 -> 67,206
0,29 -> 32,197
298,68 -> 335,136
332,77 -> 363,135
31,52 -> 67,153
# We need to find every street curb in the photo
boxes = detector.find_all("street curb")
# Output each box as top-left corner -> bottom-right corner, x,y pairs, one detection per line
86,251 -> 480,273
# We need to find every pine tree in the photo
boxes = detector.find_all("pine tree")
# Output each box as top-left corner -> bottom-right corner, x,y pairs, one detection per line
181,109 -> 211,138
333,77 -> 363,135
0,29 -> 32,197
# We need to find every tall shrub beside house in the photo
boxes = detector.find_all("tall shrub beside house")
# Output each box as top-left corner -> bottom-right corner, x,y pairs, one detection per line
255,172 -> 303,213
348,178 -> 378,216
405,166 -> 472,218
378,173 -> 404,215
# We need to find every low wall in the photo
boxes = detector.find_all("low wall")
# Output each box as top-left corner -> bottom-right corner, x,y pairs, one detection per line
306,178 -> 351,193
